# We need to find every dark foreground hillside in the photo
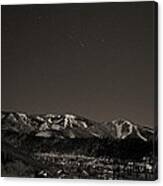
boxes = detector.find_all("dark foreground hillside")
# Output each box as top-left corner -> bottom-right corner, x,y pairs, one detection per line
1,111 -> 158,180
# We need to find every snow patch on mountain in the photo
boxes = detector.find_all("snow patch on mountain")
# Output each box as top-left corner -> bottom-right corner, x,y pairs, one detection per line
112,119 -> 148,141
63,114 -> 88,129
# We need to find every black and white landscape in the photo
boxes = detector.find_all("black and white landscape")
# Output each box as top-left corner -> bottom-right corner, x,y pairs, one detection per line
1,111 -> 157,180
1,2 -> 158,180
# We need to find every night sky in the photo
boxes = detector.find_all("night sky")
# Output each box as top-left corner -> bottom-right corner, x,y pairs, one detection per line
1,2 -> 157,127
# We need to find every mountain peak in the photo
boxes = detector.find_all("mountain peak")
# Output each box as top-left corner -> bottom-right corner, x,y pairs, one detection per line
111,119 -> 148,141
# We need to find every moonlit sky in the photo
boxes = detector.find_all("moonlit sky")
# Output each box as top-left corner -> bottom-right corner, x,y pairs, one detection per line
1,2 -> 157,127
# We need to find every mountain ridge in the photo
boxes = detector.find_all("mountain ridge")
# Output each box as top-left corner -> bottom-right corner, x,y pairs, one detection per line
1,111 -> 157,159
1,111 -> 154,142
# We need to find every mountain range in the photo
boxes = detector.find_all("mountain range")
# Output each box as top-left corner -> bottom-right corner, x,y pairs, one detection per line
1,111 -> 156,159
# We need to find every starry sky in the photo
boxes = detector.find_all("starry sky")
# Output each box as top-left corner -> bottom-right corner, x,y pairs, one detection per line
1,2 -> 157,127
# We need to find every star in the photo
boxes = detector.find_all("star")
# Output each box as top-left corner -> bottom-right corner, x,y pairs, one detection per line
36,15 -> 43,24
79,40 -> 86,48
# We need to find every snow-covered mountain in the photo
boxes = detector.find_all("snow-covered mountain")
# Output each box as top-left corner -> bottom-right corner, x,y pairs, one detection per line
1,111 -> 153,141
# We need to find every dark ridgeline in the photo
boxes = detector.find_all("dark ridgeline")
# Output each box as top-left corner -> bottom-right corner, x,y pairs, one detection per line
1,111 -> 158,180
